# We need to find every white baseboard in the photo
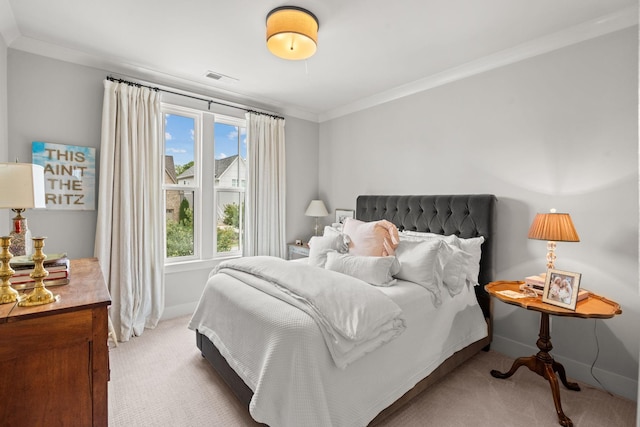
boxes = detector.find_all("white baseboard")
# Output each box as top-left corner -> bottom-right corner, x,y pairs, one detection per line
161,301 -> 198,321
492,335 -> 638,402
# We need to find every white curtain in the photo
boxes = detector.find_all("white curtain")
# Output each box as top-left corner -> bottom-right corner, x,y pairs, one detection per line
245,112 -> 286,257
95,80 -> 164,342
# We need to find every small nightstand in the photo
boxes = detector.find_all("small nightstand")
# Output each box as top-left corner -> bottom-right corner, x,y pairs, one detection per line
485,281 -> 621,427
287,243 -> 310,260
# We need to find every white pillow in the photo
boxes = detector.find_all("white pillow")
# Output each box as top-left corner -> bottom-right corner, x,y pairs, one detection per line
442,234 -> 484,287
308,235 -> 347,268
323,226 -> 350,251
393,239 -> 443,305
325,252 -> 398,287
439,242 -> 473,296
400,231 -> 484,287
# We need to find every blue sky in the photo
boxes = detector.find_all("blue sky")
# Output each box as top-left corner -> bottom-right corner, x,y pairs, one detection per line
164,114 -> 247,168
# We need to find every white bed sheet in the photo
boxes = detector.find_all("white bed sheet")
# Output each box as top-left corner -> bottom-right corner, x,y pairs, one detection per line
189,262 -> 487,427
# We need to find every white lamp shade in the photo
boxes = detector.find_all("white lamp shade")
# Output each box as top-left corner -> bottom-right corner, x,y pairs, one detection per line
0,163 -> 46,209
305,200 -> 328,217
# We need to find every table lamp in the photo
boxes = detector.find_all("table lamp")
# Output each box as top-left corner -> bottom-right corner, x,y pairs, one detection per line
0,163 -> 46,256
527,209 -> 580,269
0,163 -> 47,305
305,199 -> 328,236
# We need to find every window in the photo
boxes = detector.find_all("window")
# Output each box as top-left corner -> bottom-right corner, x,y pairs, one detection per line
163,104 -> 247,263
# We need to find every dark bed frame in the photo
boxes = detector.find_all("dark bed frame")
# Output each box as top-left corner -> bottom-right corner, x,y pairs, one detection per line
196,194 -> 497,425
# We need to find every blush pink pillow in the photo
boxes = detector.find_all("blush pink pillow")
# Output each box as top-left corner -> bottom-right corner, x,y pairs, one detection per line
342,218 -> 399,256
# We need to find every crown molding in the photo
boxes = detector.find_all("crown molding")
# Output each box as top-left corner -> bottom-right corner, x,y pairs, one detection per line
319,6 -> 638,123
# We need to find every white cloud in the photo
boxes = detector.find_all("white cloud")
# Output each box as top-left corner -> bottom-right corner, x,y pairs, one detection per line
217,152 -> 227,159
165,132 -> 173,140
167,148 -> 187,154
191,129 -> 194,140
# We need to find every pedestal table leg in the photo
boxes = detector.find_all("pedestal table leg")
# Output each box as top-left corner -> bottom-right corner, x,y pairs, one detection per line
491,312 -> 579,427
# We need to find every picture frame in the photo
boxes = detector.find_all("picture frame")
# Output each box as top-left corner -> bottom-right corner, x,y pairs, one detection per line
542,269 -> 582,310
335,209 -> 355,224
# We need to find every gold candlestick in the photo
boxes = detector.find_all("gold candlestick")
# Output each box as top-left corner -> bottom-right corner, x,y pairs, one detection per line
18,237 -> 58,306
0,236 -> 19,304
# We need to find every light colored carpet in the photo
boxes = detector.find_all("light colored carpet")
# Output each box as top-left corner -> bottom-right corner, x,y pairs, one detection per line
108,315 -> 636,427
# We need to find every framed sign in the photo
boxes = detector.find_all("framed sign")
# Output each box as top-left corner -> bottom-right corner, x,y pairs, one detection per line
542,269 -> 582,310
32,141 -> 96,210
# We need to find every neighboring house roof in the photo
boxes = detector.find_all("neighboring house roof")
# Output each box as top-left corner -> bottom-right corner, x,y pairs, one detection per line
165,155 -> 177,183
215,155 -> 238,179
175,155 -> 244,181
177,165 -> 194,180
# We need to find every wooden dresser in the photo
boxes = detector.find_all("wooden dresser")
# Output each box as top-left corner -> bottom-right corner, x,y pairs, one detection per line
0,257 -> 111,427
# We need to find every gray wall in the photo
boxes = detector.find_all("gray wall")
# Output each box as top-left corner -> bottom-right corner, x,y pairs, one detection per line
7,50 -> 103,254
1,33 -> 8,227
319,28 -> 639,400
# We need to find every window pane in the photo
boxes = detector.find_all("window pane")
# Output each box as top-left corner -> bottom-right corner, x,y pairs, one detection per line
166,190 -> 194,257
214,122 -> 247,186
214,121 -> 246,255
165,114 -> 195,187
216,191 -> 244,253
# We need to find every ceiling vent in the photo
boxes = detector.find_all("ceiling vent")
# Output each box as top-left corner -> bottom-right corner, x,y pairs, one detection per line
205,71 -> 238,83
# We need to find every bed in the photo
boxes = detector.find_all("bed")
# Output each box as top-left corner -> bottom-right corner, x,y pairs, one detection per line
190,194 -> 496,426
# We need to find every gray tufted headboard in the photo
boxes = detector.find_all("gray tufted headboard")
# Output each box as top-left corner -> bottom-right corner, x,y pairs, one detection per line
356,194 -> 497,320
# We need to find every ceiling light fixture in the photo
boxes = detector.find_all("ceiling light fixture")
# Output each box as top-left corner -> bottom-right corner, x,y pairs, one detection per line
266,6 -> 319,60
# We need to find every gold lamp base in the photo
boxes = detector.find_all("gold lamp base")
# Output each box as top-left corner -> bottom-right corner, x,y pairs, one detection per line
18,237 -> 58,307
0,236 -> 19,304
19,286 -> 58,306
0,286 -> 19,304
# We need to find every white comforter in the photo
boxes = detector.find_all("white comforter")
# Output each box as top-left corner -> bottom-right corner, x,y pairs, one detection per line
189,258 -> 487,427
209,256 -> 406,368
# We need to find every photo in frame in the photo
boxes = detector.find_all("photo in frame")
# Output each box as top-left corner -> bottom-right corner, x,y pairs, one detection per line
335,209 -> 355,224
542,269 -> 582,310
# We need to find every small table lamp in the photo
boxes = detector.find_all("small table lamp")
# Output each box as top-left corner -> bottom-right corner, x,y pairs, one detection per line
528,209 -> 580,269
0,163 -> 47,305
0,163 -> 46,256
305,199 -> 328,236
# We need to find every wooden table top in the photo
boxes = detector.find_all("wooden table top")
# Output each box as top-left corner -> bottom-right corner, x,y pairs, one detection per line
485,281 -> 622,319
0,257 -> 111,323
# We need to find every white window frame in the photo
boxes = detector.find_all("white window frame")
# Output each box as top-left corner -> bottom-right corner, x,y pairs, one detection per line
162,102 -> 247,268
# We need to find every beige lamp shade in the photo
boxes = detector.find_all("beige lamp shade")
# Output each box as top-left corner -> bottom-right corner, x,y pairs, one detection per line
305,200 -> 328,217
528,211 -> 579,269
527,212 -> 580,242
266,6 -> 319,60
0,163 -> 46,209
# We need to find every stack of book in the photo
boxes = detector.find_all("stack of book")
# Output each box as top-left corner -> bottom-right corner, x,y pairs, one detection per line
9,253 -> 70,290
520,273 -> 588,302
523,274 -> 546,294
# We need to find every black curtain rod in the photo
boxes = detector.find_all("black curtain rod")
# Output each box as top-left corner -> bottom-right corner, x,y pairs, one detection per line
105,76 -> 285,120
